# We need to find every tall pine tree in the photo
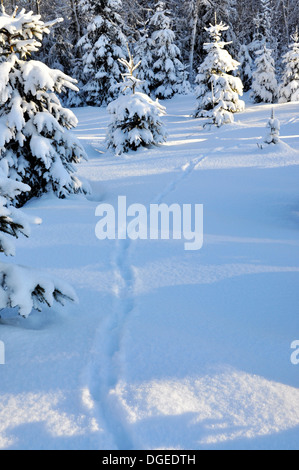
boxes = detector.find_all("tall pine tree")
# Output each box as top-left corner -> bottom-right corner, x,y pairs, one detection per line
76,0 -> 128,106
194,19 -> 244,127
134,25 -> 155,96
238,44 -> 253,92
279,28 -> 299,103
0,6 -> 88,206
258,0 -> 272,45
145,1 -> 189,99
251,45 -> 278,103
0,165 -> 77,318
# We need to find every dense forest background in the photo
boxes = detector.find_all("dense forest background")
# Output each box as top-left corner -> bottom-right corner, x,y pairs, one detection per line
2,0 -> 299,88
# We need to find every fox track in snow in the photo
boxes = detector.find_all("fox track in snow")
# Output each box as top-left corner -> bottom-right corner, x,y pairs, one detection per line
81,154 -> 207,450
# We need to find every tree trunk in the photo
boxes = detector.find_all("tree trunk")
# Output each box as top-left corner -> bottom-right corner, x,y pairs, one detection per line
189,0 -> 200,83
281,0 -> 290,44
70,0 -> 81,43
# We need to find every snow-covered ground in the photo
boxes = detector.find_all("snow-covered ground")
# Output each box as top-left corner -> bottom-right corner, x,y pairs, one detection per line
0,94 -> 298,450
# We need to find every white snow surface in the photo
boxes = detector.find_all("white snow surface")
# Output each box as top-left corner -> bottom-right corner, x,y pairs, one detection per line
0,94 -> 298,450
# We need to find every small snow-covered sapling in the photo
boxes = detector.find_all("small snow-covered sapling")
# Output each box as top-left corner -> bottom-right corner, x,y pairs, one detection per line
106,46 -> 167,155
264,109 -> 280,145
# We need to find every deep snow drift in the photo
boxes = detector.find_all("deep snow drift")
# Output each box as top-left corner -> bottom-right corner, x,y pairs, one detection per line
0,94 -> 298,450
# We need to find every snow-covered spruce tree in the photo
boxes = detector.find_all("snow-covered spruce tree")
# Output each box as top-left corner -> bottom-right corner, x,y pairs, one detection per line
249,0 -> 272,58
106,47 -> 167,155
0,6 -> 88,206
194,20 -> 245,127
134,27 -> 155,96
251,45 -> 278,103
248,2 -> 270,69
76,0 -> 128,106
238,44 -> 253,92
0,167 -> 76,318
146,1 -> 190,99
279,28 -> 299,103
41,28 -> 75,77
256,0 -> 272,46
264,109 -> 280,145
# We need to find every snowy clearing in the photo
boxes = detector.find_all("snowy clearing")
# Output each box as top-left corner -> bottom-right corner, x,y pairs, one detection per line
0,94 -> 298,450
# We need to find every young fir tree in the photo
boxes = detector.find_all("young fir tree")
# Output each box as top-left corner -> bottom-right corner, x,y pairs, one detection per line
146,1 -> 190,99
194,19 -> 245,127
106,47 -> 167,155
0,6 -> 88,206
264,108 -> 280,145
76,0 -> 128,106
0,166 -> 77,318
279,28 -> 299,103
251,44 -> 278,103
